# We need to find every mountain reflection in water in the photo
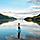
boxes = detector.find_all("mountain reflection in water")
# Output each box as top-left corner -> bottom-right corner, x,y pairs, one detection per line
0,20 -> 40,40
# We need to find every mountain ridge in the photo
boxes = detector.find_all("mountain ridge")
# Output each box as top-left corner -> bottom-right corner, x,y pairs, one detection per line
0,13 -> 17,24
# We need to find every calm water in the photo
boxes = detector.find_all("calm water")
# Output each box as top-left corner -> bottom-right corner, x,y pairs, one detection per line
0,20 -> 40,40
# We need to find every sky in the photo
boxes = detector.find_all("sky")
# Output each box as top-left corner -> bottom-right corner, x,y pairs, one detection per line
0,0 -> 40,12
0,0 -> 40,17
0,0 -> 33,12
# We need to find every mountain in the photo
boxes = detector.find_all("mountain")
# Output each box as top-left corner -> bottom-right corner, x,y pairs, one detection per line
0,13 -> 17,24
24,14 -> 40,25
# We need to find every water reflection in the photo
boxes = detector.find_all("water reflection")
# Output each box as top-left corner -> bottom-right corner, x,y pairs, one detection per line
32,21 -> 40,25
0,20 -> 40,40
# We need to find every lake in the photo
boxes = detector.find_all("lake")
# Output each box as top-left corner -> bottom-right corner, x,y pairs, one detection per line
0,20 -> 40,40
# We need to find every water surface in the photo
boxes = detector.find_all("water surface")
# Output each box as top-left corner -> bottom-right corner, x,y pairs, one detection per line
0,20 -> 40,40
